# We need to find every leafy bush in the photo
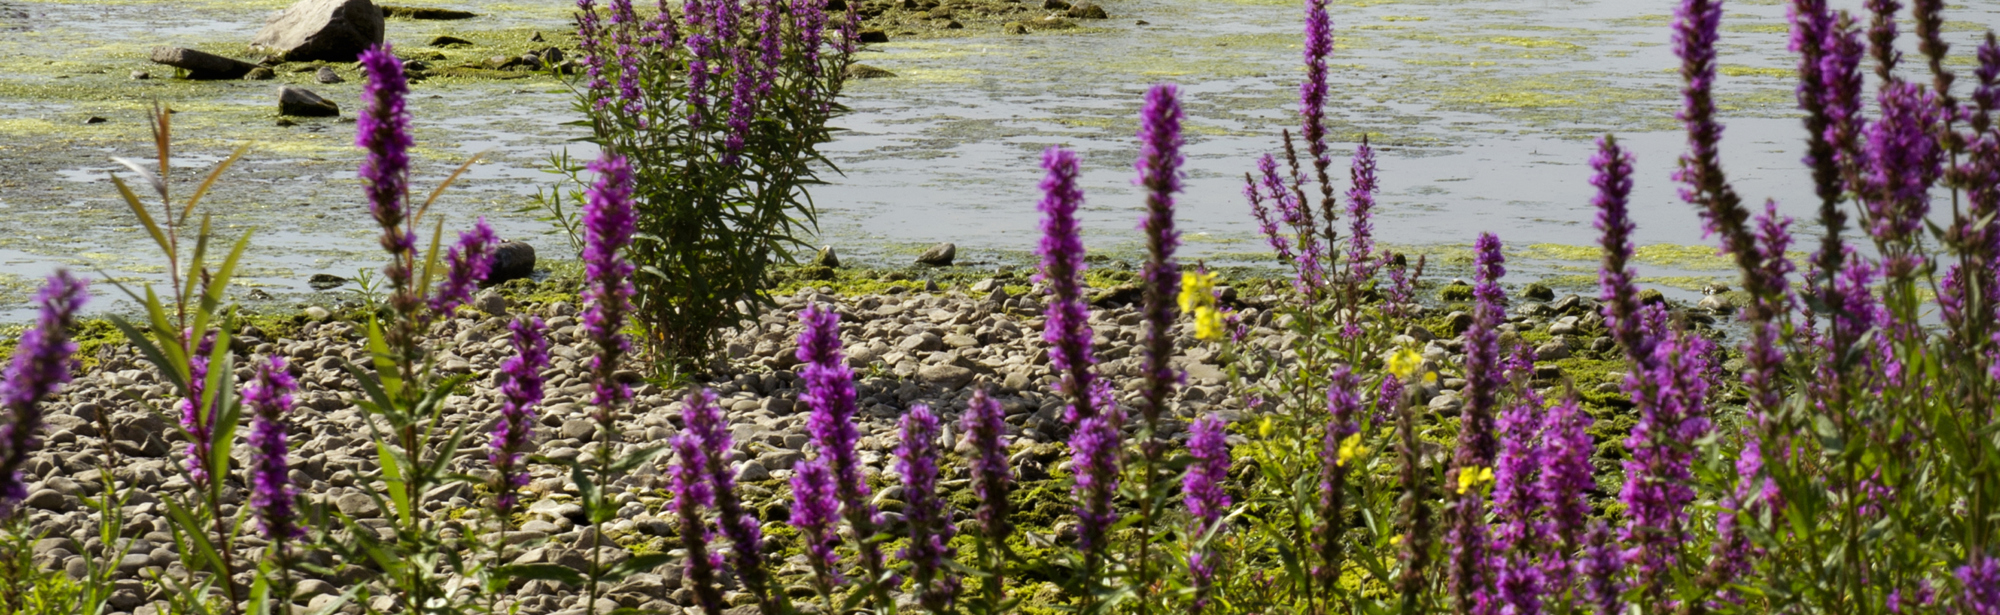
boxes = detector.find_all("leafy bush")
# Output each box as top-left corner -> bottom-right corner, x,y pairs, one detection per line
551,0 -> 861,369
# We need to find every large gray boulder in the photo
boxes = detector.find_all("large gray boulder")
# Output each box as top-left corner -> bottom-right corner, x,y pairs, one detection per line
251,0 -> 385,62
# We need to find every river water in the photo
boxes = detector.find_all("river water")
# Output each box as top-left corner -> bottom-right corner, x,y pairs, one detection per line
0,0 -> 1994,320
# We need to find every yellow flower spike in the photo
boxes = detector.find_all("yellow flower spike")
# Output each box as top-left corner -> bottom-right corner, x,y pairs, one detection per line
1193,306 -> 1225,342
1386,347 -> 1424,380
1336,433 -> 1366,467
1258,416 -> 1275,438
1180,270 -> 1219,315
1456,466 -> 1495,495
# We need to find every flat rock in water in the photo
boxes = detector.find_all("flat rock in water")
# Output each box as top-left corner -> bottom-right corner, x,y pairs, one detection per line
277,86 -> 340,117
251,0 -> 385,62
149,47 -> 258,80
489,240 -> 536,283
846,64 -> 896,79
315,66 -> 344,83
381,5 -> 477,19
429,35 -> 475,47
916,242 -> 955,266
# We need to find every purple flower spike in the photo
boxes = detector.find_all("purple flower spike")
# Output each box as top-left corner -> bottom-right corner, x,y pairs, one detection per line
1068,403 -> 1123,562
1247,157 -> 1297,267
1536,395 -> 1593,590
896,405 -> 960,612
490,316 -> 550,515
1316,367 -> 1361,586
1345,137 -> 1378,284
357,44 -> 416,294
1581,521 -> 1624,615
582,152 -> 637,413
1300,0 -> 1334,199
1137,83 -> 1184,437
962,388 -> 1012,541
789,458 -> 843,586
1184,413 -> 1230,612
1448,232 -> 1506,615
1037,146 -> 1102,423
796,303 -> 891,600
683,389 -> 778,610
244,356 -> 302,542
669,429 -> 724,614
431,217 -> 499,316
1493,385 -> 1545,615
1862,81 -> 1944,246
1184,414 -> 1231,530
0,271 -> 86,515
1958,555 -> 2000,615
1618,316 -> 1715,601
1592,136 -> 1650,360
176,331 -> 219,487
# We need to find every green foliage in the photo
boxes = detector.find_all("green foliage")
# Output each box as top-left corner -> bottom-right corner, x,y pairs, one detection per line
550,2 -> 859,370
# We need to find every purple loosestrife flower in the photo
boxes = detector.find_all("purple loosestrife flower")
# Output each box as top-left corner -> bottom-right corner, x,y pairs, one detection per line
577,0 -> 611,105
896,405 -> 960,612
1037,147 -> 1103,422
789,458 -> 843,586
1345,137 -> 1379,284
682,389 -> 779,611
430,217 -> 499,316
796,0 -> 829,75
725,47 -> 756,163
669,431 -> 725,615
1383,251 -> 1423,321
1184,414 -> 1229,612
1300,0 -> 1337,230
1069,404 -> 1123,564
1247,158 -> 1297,267
1592,136 -> 1652,361
1136,83 -> 1185,437
1581,522 -> 1624,615
962,388 -> 1012,542
1618,318 -> 1715,601
177,331 -> 219,486
1316,368 -> 1361,587
1822,16 -> 1868,189
0,271 -> 85,515
608,0 -> 644,117
1959,555 -> 2000,615
1185,414 -> 1231,530
1493,390 -> 1545,615
490,317 -> 550,514
1672,0 -> 1732,235
1449,232 -> 1507,615
583,153 -> 637,414
244,356 -> 302,542
1866,0 -> 1902,80
1862,81 -> 1944,246
1261,153 -> 1327,294
796,304 -> 893,597
358,44 -> 416,300
756,0 -> 781,94
1536,396 -> 1593,590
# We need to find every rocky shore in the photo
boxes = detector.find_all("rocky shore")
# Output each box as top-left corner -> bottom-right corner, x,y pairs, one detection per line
6,270 -> 1726,614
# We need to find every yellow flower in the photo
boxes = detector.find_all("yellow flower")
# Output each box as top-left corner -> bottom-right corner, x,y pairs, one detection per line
1456,466 -> 1495,495
1386,347 -> 1424,380
1193,306 -> 1225,342
1258,417 -> 1275,438
1390,535 -> 1405,546
1336,433 -> 1366,467
1179,270 -> 1218,314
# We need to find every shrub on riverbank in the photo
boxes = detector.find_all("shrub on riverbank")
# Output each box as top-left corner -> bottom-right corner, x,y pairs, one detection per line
3,0 -> 2000,614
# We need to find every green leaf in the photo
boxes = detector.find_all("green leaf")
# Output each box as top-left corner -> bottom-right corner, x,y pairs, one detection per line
364,314 -> 402,400
376,440 -> 413,526
162,499 -> 228,580
494,563 -> 586,587
110,174 -> 173,259
598,553 -> 676,584
108,316 -> 188,394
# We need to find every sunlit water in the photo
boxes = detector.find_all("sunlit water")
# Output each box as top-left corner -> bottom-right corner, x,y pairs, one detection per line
0,0 -> 1995,321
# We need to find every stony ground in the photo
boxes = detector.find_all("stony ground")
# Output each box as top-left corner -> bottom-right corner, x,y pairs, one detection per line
7,270 -> 1714,614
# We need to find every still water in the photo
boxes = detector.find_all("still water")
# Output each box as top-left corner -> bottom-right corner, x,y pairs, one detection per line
0,0 -> 1995,320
